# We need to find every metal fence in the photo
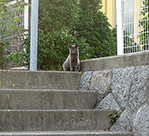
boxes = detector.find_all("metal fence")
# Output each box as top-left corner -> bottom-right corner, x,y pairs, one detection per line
117,0 -> 149,55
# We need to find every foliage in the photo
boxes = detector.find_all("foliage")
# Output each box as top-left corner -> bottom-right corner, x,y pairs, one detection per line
0,0 -> 12,68
0,0 -> 25,40
138,0 -> 149,50
0,0 -> 25,68
76,0 -> 117,58
108,111 -> 120,125
0,41 -> 10,68
36,29 -> 92,70
38,0 -> 80,32
9,29 -> 93,70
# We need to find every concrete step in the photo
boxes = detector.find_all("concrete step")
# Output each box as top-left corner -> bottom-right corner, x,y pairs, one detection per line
0,71 -> 81,90
0,89 -> 98,109
0,109 -> 113,131
0,131 -> 133,136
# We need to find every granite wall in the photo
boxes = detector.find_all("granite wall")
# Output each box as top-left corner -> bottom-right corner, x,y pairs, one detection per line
79,65 -> 149,136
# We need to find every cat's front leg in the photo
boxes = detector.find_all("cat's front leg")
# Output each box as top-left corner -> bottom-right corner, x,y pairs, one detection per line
74,65 -> 79,72
69,62 -> 73,71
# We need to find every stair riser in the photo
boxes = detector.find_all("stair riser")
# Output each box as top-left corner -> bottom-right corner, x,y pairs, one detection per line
0,90 -> 98,109
0,71 -> 81,90
0,110 -> 113,131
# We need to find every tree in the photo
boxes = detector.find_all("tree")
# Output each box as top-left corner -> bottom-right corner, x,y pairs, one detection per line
76,0 -> 117,58
38,0 -> 80,32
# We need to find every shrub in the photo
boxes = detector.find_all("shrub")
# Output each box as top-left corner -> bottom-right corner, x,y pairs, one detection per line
0,0 -> 25,68
9,29 -> 93,70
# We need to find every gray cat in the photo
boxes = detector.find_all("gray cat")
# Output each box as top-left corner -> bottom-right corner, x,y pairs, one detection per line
63,44 -> 80,72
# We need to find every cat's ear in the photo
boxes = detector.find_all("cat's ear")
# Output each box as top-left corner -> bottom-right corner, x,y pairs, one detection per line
76,44 -> 78,47
68,45 -> 71,48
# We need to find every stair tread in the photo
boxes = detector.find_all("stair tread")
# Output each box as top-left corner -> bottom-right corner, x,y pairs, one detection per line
0,109 -> 112,111
0,131 -> 133,135
0,89 -> 96,93
0,70 -> 81,90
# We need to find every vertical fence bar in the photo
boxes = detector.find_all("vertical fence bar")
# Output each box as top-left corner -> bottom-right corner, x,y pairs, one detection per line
116,0 -> 124,55
23,0 -> 29,56
24,0 -> 29,34
30,0 -> 39,71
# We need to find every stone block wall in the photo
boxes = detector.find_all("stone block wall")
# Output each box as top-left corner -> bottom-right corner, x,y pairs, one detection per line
79,65 -> 149,136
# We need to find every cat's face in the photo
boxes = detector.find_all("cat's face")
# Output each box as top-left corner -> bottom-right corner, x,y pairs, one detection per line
69,44 -> 78,54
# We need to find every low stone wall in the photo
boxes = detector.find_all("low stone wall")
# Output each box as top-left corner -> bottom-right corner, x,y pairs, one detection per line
80,52 -> 149,72
79,65 -> 149,136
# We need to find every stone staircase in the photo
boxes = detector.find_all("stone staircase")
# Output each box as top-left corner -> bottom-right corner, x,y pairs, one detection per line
0,70 -> 133,136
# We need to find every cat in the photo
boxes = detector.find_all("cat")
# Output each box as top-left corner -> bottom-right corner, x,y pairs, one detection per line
63,44 -> 80,72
